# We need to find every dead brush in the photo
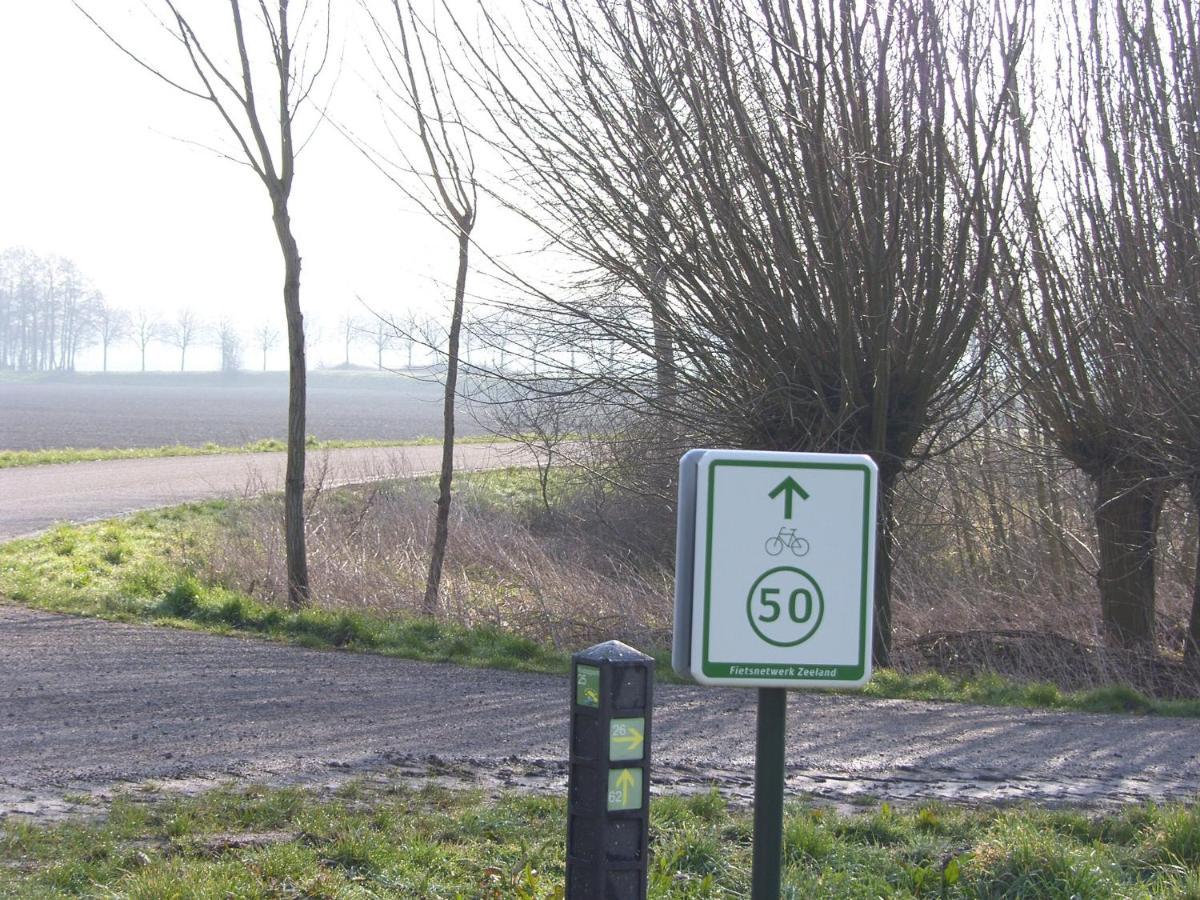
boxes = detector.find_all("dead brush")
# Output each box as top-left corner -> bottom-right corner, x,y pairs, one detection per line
887,447 -> 1199,696
192,433 -> 1200,699
195,473 -> 671,652
891,628 -> 1200,698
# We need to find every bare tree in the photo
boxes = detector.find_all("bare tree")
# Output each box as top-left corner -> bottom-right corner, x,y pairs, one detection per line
132,307 -> 162,373
77,0 -> 333,606
89,294 -> 130,372
399,324 -> 416,369
255,321 -> 280,371
368,315 -> 393,369
1003,0 -> 1192,649
339,313 -> 361,367
457,0 -> 1028,663
49,258 -> 91,372
1078,0 -> 1200,657
215,318 -> 243,372
475,310 -> 513,373
1149,300 -> 1200,660
361,0 -> 479,616
166,308 -> 198,372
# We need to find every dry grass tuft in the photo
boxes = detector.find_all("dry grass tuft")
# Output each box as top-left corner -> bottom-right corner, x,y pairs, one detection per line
197,467 -> 672,652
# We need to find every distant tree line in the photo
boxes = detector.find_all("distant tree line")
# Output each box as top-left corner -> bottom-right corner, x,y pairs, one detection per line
0,248 -> 104,372
0,252 -> 237,375
0,247 -> 447,375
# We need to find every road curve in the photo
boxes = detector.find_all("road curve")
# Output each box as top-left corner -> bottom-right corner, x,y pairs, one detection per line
0,443 -> 532,541
3,447 -> 1199,817
3,605 -> 1200,819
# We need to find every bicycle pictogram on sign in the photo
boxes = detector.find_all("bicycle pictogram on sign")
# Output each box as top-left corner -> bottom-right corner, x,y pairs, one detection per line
763,527 -> 810,557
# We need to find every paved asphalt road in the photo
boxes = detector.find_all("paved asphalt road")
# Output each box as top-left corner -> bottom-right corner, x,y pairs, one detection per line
3,605 -> 1200,818
0,443 -> 531,541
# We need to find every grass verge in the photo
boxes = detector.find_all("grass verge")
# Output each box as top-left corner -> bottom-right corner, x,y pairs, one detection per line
0,435 -> 502,469
0,486 -> 1194,717
4,782 -> 1200,897
0,505 -> 564,675
861,668 -> 1200,718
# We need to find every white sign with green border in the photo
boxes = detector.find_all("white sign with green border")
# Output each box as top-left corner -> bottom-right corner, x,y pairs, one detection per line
674,449 -> 878,689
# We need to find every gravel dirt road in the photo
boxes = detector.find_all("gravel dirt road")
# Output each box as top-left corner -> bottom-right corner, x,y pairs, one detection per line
3,605 -> 1198,820
0,442 -> 531,541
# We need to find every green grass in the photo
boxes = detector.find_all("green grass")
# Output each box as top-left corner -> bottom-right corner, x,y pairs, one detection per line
862,668 -> 1200,718
0,484 -> 1193,717
0,506 -> 565,676
0,434 -> 503,469
4,783 -> 1200,897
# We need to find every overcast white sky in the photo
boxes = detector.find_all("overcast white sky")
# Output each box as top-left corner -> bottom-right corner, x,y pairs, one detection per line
0,1 -> 530,370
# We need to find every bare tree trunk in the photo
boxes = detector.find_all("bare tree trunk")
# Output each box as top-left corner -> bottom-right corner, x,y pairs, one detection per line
423,226 -> 470,615
275,205 -> 309,608
76,0 -> 328,609
1185,475 -> 1200,664
873,474 -> 898,667
1094,467 -> 1163,649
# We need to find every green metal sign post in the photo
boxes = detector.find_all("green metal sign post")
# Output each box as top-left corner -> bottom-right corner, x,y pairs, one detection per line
566,641 -> 654,899
674,449 -> 879,899
752,688 -> 787,899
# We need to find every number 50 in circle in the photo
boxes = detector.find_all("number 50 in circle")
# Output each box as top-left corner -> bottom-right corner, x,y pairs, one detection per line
746,566 -> 825,647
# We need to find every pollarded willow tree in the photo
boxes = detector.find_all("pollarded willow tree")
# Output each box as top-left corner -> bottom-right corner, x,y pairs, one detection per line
1093,0 -> 1200,657
1151,297 -> 1200,661
78,0 -> 333,607
458,0 -> 1029,664
1004,0 -> 1196,650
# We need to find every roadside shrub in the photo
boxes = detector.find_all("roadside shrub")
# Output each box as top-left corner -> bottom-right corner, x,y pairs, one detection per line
196,469 -> 670,651
159,575 -> 201,619
217,595 -> 248,627
328,612 -> 374,648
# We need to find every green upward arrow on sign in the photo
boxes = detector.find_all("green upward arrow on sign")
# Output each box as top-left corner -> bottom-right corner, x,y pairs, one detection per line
768,476 -> 810,519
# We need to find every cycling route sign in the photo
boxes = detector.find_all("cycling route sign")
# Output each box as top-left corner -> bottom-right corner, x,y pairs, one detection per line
672,449 -> 878,689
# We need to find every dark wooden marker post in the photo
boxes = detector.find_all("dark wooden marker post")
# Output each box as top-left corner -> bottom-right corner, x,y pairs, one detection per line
566,641 -> 654,899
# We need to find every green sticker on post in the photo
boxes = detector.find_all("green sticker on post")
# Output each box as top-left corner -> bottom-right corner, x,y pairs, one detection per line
606,768 -> 642,811
576,665 -> 600,707
609,717 -> 645,761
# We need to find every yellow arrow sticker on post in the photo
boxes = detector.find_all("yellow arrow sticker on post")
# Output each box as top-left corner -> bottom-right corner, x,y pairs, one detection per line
576,666 -> 600,707
609,717 -> 645,761
607,767 -> 643,811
